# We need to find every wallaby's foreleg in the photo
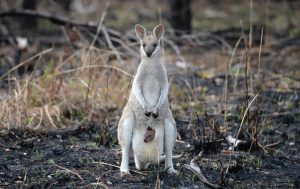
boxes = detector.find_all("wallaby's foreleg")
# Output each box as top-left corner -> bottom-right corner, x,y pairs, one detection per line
152,86 -> 168,117
118,112 -> 135,174
132,82 -> 151,116
164,116 -> 178,174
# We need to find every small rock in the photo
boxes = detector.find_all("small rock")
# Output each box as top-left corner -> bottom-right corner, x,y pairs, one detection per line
214,78 -> 224,86
175,61 -> 187,69
15,180 -> 22,184
106,180 -> 112,185
228,178 -> 234,184
289,142 -> 295,146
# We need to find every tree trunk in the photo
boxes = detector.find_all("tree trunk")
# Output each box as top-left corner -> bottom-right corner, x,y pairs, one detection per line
169,0 -> 192,35
21,0 -> 37,30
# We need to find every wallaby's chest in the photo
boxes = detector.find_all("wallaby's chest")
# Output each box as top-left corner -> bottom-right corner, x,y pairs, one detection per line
142,75 -> 160,106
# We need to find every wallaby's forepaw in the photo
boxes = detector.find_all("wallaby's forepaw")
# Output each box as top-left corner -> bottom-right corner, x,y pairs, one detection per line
152,107 -> 159,118
152,113 -> 159,118
167,167 -> 179,175
143,106 -> 152,117
144,112 -> 151,117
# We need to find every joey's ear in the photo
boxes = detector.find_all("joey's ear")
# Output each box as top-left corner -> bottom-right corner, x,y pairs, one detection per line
135,24 -> 146,40
153,24 -> 164,40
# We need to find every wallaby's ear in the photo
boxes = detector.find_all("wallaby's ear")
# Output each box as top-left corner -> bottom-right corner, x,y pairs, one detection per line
153,24 -> 164,40
135,24 -> 146,40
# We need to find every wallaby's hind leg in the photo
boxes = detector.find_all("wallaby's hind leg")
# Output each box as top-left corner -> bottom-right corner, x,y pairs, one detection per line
118,108 -> 135,175
134,154 -> 149,170
164,112 -> 178,174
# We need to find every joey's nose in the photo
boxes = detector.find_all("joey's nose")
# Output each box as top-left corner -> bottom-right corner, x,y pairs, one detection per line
146,52 -> 152,57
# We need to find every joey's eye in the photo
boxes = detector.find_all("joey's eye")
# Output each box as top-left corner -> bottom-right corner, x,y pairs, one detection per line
142,44 -> 146,48
153,43 -> 157,48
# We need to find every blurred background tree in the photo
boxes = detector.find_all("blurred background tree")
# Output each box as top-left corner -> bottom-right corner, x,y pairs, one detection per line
169,0 -> 192,35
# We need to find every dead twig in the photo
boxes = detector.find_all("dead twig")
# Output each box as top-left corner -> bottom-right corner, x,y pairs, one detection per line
20,171 -> 27,189
102,24 -> 124,64
223,36 -> 243,134
88,156 -> 147,176
78,182 -> 109,189
184,159 -> 223,189
261,110 -> 300,117
0,48 -> 53,80
264,140 -> 284,148
54,164 -> 85,183
58,64 -> 133,78
234,94 -> 259,148
155,170 -> 161,189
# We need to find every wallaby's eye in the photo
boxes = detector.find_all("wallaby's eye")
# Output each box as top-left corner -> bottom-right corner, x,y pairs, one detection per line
153,43 -> 157,48
142,44 -> 146,48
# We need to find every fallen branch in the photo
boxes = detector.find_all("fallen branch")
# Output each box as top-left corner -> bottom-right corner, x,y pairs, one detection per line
0,9 -> 121,41
0,10 -> 111,33
184,159 -> 223,189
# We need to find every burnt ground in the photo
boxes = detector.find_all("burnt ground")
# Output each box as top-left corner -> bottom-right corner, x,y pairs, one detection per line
1,70 -> 300,189
0,114 -> 300,189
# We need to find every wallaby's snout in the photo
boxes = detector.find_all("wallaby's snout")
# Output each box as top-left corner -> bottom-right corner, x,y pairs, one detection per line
143,40 -> 157,57
146,52 -> 152,57
135,24 -> 164,58
144,42 -> 154,57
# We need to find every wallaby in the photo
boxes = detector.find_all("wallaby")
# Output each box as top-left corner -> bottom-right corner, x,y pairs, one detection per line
117,24 -> 178,175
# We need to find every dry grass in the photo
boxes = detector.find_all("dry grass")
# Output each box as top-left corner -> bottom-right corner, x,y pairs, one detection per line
0,46 -> 134,131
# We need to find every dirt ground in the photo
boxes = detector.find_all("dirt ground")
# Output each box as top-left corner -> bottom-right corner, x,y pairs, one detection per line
1,0 -> 300,188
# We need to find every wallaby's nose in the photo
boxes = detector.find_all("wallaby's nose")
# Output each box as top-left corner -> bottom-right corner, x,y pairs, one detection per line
146,52 -> 152,57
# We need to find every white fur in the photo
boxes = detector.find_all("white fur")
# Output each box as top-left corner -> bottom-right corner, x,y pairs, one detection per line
139,44 -> 147,60
118,24 -> 178,175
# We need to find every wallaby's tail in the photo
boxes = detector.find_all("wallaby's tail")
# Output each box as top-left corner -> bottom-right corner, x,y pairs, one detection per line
159,153 -> 183,162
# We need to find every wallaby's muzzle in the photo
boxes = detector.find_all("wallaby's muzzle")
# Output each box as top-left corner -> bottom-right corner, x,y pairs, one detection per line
146,52 -> 152,57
